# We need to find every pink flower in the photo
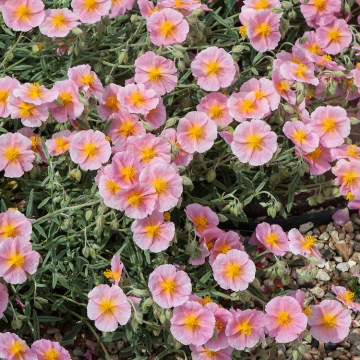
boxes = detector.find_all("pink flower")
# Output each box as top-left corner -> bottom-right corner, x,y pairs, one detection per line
0,209 -> 32,242
148,264 -> 192,308
134,51 -> 177,96
131,211 -> 175,252
0,284 -> 8,318
191,47 -> 236,91
197,93 -> 232,126
31,340 -> 70,360
139,162 -> 183,212
49,80 -> 84,123
107,110 -> 145,149
332,159 -> 360,197
227,92 -> 269,122
147,8 -> 189,46
71,0 -> 111,23
209,231 -> 245,265
7,95 -> 48,127
13,82 -> 58,106
315,19 -> 352,55
0,332 -> 37,360
97,83 -> 122,120
212,249 -> 255,292
231,119 -> 278,166
247,9 -> 281,52
308,299 -> 351,343
255,222 -> 290,256
2,0 -> 45,32
331,144 -> 360,161
177,111 -> 217,153
103,254 -> 123,286
240,78 -> 280,111
264,296 -> 307,343
288,228 -> 323,263
116,183 -> 156,219
109,0 -> 135,18
111,151 -> 141,188
119,83 -> 159,115
39,8 -> 80,37
0,132 -> 35,178
0,77 -> 20,118
272,70 -> 296,105
300,0 -> 341,26
158,0 -> 202,15
69,130 -> 111,171
331,285 -> 360,311
98,165 -> 122,209
189,346 -> 233,360
138,0 -> 158,18
280,61 -> 319,86
0,237 -> 40,284
283,121 -> 319,153
185,204 -> 219,236
68,65 -> 103,99
204,302 -> 232,350
45,130 -> 73,156
301,145 -> 333,175
144,97 -> 166,129
17,128 -> 46,163
309,106 -> 350,148
170,301 -> 215,345
225,309 -> 264,350
87,284 -> 131,331
125,133 -> 171,164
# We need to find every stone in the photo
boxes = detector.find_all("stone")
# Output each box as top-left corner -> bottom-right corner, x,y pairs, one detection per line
300,222 -> 314,233
326,223 -> 334,232
45,328 -> 59,335
349,259 -> 357,268
323,358 -> 333,360
310,286 -> 324,298
72,347 -> 84,356
334,242 -> 353,261
355,242 -> 360,252
344,220 -> 355,233
105,342 -> 118,354
319,231 -> 330,241
330,230 -> 339,242
334,256 -> 343,262
352,213 -> 360,226
337,262 -> 350,272
338,356 -> 348,360
351,252 -> 360,262
301,354 -> 314,360
355,233 -> 360,241
316,269 -> 331,281
351,341 -> 360,356
325,343 -> 339,350
316,243 -> 324,250
54,333 -> 63,342
329,242 -> 336,250
328,350 -> 342,358
322,249 -> 334,260
349,329 -> 360,345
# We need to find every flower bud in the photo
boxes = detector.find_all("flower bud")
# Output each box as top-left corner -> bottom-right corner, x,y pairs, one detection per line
82,247 -> 90,258
69,169 -> 81,182
11,320 -> 22,330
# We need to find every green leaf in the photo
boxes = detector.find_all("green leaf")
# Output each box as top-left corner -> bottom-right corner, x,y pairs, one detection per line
33,310 -> 40,340
60,323 -> 82,346
26,189 -> 34,218
37,316 -> 63,323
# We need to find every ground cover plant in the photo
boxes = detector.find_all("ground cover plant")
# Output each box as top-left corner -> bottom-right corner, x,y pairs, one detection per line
1,0 -> 360,359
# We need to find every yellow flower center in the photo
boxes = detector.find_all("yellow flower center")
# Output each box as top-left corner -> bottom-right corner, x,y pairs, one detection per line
314,0 -> 326,10
201,296 -> 212,305
54,137 -> 69,152
328,29 -> 340,41
215,320 -> 223,331
194,215 -> 208,232
225,263 -> 243,279
130,91 -> 145,107
254,90 -> 265,100
295,64 -> 308,78
188,125 -> 203,139
240,99 -> 255,113
83,143 -> 98,158
99,299 -> 115,315
256,22 -> 271,36
342,290 -> 355,304
303,235 -> 317,250
105,180 -> 121,195
266,232 -> 279,246
209,105 -> 224,120
323,313 -> 336,328
128,192 -> 142,207
278,80 -> 290,93
204,349 -> 218,358
145,224 -> 160,237
278,311 -> 291,325
148,67 -> 162,82
121,166 -> 137,180
293,129 -> 307,143
119,122 -> 136,137
163,212 -> 171,221
160,21 -> 174,37
52,12 -> 67,28
346,191 -> 355,200
105,96 -> 120,112
323,117 -> 336,132
161,279 -> 176,293
28,83 -> 42,99
104,269 -> 113,278
346,144 -> 358,157
255,0 -> 270,10
303,306 -> 313,317
30,135 -> 41,151
206,238 -> 214,250
43,348 -> 60,360
10,340 -> 27,356
184,314 -> 199,330
18,101 -> 35,118
322,54 -> 332,63
239,26 -> 247,37
247,134 -> 262,150
84,0 -> 99,11
152,178 -> 167,194
343,171 -> 357,187
1,224 -> 17,238
0,89 -> 10,103
58,91 -> 73,106
307,146 -> 322,160
5,148 -> 21,163
306,91 -> 314,100
8,253 -> 25,267
219,244 -> 232,254
308,43 -> 322,55
237,320 -> 253,335
206,61 -> 221,75
141,147 -> 156,162
16,5 -> 31,20
80,73 -> 95,86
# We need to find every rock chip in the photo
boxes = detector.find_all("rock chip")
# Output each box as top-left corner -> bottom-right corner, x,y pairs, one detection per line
319,231 -> 330,241
336,262 -> 350,272
310,286 -> 325,298
351,340 -> 360,356
349,329 -> 360,345
334,241 -> 353,261
316,269 -> 331,281
344,220 -> 355,233
330,230 -> 339,242
300,222 -> 314,234
72,347 -> 84,356
322,249 -> 334,260
355,242 -> 360,252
